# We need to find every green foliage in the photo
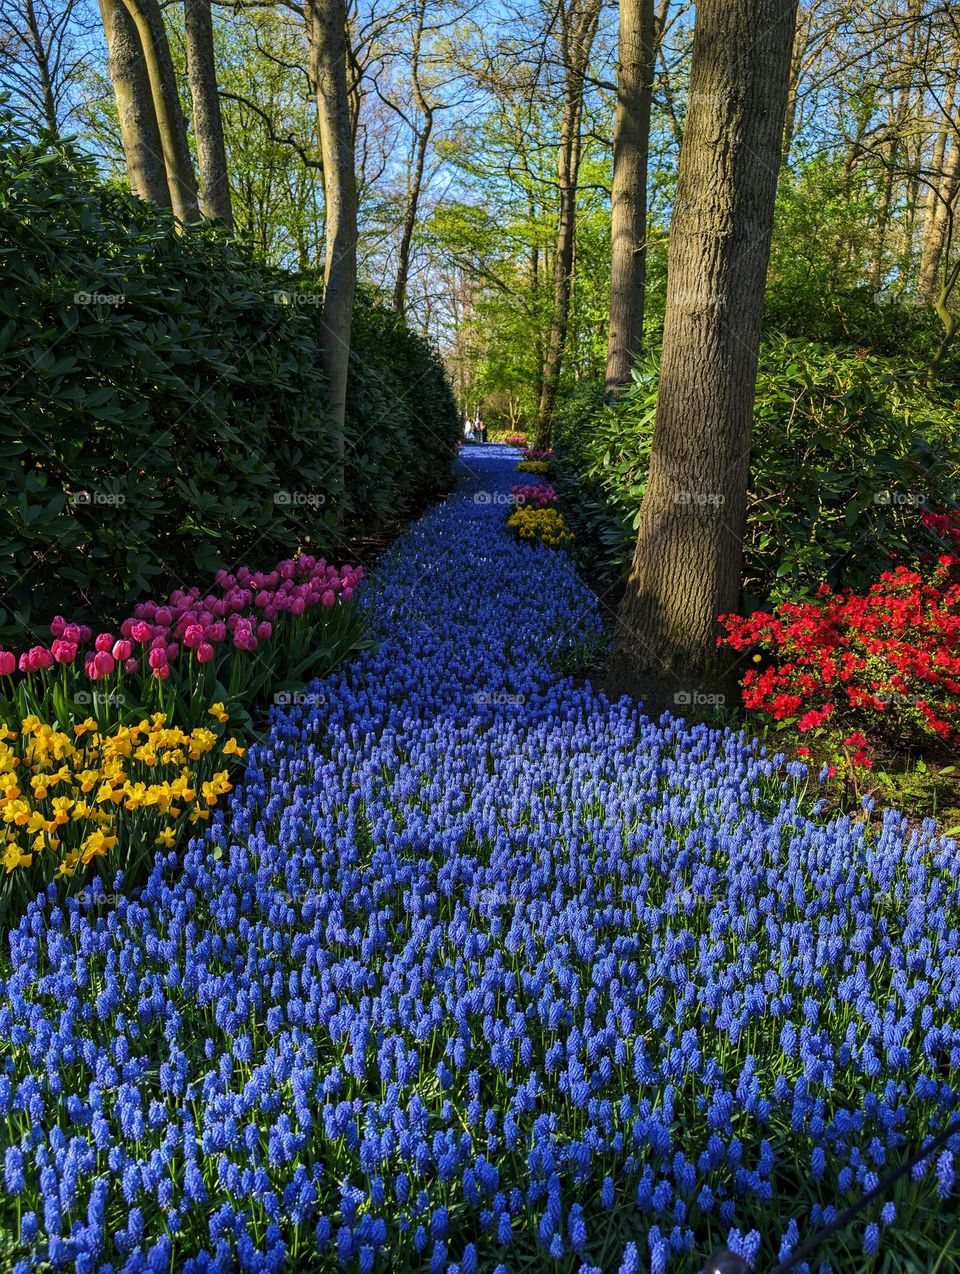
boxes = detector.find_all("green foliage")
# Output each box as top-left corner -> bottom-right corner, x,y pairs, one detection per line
0,118 -> 458,641
554,339 -> 960,605
766,152 -> 957,371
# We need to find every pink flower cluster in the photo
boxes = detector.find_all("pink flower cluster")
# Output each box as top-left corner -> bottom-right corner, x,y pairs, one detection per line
511,484 -> 558,508
0,556 -> 362,683
519,448 -> 554,462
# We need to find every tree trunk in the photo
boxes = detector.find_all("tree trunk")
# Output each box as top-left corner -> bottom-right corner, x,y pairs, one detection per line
99,0 -> 170,206
608,0 -> 798,694
534,0 -> 601,446
184,0 -> 233,227
604,0 -> 656,396
120,0 -> 200,223
306,0 -> 358,461
393,113 -> 431,313
919,48 -> 959,298
22,0 -> 59,135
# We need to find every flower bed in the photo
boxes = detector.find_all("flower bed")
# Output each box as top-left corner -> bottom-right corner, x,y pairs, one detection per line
718,521 -> 960,772
1,452 -> 959,1272
510,483 -> 558,508
0,708 -> 242,923
515,459 -> 551,476
0,555 -> 366,737
506,505 -> 573,549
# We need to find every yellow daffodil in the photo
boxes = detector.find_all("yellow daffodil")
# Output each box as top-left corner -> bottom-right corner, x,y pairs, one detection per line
3,842 -> 31,873
208,702 -> 230,724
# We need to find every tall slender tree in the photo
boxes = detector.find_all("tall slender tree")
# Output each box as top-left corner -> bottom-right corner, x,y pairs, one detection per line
184,0 -> 233,226
98,0 -> 171,206
306,0 -> 358,460
604,0 -> 656,396
608,0 -> 799,692
119,0 -> 200,222
534,0 -> 601,444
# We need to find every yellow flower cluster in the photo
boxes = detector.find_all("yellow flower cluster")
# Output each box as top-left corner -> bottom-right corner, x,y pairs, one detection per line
0,705 -> 244,881
515,460 -> 550,475
507,506 -> 574,550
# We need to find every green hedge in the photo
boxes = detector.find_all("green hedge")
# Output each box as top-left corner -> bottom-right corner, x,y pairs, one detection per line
554,338 -> 960,606
0,118 -> 458,640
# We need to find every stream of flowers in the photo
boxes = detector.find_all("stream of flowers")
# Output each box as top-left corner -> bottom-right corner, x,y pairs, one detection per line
1,445 -> 959,1273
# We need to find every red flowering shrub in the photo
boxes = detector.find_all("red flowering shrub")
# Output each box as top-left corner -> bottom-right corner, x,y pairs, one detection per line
719,552 -> 960,766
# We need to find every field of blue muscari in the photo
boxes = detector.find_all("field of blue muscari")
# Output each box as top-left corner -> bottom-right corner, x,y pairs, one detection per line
2,445 -> 959,1273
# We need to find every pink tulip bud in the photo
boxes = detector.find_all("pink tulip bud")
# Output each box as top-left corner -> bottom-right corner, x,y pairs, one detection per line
342,587 -> 354,602
94,632 -> 115,653
147,648 -> 167,671
120,619 -> 135,639
255,590 -> 272,608
321,590 -> 336,608
112,639 -> 132,661
49,615 -> 66,638
257,621 -> 272,640
124,657 -> 138,674
142,602 -> 157,620
166,643 -> 179,661
196,642 -> 214,663
290,597 -> 306,616
0,651 -> 15,676
155,606 -> 173,626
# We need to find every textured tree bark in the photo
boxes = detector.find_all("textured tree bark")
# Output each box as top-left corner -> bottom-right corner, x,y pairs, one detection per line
120,0 -> 200,223
184,0 -> 233,227
99,0 -> 170,206
534,0 -> 601,446
608,0 -> 798,694
306,0 -> 357,463
604,0 -> 656,396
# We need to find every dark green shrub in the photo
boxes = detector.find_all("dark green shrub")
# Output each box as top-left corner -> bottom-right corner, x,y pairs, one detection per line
0,117 -> 458,641
554,338 -> 960,605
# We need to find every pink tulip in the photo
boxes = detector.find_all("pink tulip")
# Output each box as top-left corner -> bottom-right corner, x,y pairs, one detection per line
147,648 -> 167,671
93,651 -> 115,677
124,657 -> 138,674
209,622 -> 226,643
321,590 -> 336,608
120,619 -> 135,639
183,624 -> 204,650
131,621 -> 152,644
49,615 -> 66,638
152,664 -> 169,681
112,639 -> 132,661
196,642 -> 214,663
342,587 -> 354,602
94,632 -> 115,653
155,606 -> 173,626
51,639 -> 78,664
166,643 -> 179,661
290,597 -> 305,616
257,621 -> 272,640
0,651 -> 15,676
142,602 -> 157,620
